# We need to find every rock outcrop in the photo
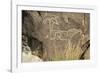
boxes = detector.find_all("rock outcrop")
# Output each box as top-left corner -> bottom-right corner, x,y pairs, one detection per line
22,10 -> 90,62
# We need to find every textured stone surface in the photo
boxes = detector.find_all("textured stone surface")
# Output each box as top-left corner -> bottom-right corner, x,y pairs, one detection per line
22,10 -> 90,62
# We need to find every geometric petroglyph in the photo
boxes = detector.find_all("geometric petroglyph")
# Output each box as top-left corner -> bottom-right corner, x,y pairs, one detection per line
43,16 -> 82,40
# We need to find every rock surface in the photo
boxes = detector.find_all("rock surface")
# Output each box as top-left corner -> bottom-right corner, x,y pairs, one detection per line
22,10 -> 90,61
22,51 -> 43,62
